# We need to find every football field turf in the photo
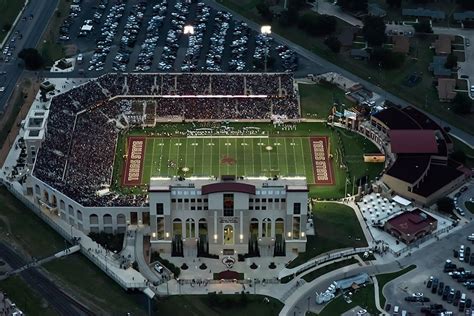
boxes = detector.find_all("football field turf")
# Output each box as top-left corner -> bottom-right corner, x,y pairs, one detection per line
140,136 -> 316,184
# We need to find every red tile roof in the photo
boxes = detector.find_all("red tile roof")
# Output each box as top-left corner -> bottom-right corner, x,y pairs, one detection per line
389,130 -> 438,154
386,209 -> 437,235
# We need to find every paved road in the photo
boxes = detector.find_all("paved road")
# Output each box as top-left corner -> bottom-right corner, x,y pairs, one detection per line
0,242 -> 93,316
0,0 -> 59,111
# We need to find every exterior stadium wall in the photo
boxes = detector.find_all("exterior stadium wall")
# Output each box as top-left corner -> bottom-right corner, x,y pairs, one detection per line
28,176 -> 148,234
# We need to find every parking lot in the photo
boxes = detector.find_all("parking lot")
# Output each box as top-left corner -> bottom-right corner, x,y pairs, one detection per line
59,0 -> 300,75
383,222 -> 474,315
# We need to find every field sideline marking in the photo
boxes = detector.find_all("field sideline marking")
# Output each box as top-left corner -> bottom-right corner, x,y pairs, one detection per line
299,138 -> 306,177
292,138 -> 298,175
148,138 -> 156,183
187,135 -> 269,139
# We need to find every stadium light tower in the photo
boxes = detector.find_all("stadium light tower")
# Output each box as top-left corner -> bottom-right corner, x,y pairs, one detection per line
260,25 -> 271,72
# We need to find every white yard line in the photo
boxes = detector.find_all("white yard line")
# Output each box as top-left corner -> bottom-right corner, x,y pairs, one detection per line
149,138 -> 156,178
292,138 -> 298,175
283,138 -> 289,175
299,138 -> 307,176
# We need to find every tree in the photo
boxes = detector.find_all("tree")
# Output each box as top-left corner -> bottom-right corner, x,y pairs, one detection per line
458,0 -> 474,10
278,7 -> 299,27
444,54 -> 458,69
362,16 -> 386,46
298,13 -> 337,36
18,48 -> 44,70
337,0 -> 368,12
370,47 -> 405,69
452,93 -> 473,115
413,20 -> 433,33
324,36 -> 341,53
386,0 -> 402,8
450,150 -> 467,164
256,1 -> 273,22
288,0 -> 306,11
2,23 -> 11,32
437,197 -> 455,213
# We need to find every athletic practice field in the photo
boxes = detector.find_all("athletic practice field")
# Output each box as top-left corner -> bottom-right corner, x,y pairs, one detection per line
122,136 -> 337,186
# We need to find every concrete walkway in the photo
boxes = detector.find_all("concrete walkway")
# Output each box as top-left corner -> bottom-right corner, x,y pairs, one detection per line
372,275 -> 388,315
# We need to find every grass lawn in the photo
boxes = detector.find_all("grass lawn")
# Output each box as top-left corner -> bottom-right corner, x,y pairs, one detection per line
299,82 -> 355,119
377,265 -> 417,307
216,1 -> 474,135
0,276 -> 58,315
319,284 -> 377,316
37,0 -> 69,65
466,202 -> 474,213
0,187 -> 147,314
452,137 -> 474,168
155,294 -> 283,316
44,254 -> 147,315
301,257 -> 358,282
0,0 -> 25,43
287,202 -> 367,268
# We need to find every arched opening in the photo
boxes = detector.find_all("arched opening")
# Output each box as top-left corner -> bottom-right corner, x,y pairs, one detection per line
68,205 -> 74,216
197,218 -> 209,256
262,218 -> 272,238
249,218 -> 259,238
173,218 -> 182,238
224,224 -> 234,245
77,210 -> 83,222
43,191 -> 49,203
103,214 -> 112,225
89,214 -> 99,225
35,184 -> 40,196
198,218 -> 208,238
52,195 -> 57,207
275,218 -> 284,236
185,218 -> 195,238
59,200 -> 65,210
117,214 -> 126,225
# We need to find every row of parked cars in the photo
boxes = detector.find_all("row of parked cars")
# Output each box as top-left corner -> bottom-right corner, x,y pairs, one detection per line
134,2 -> 168,72
182,3 -> 211,72
89,3 -> 126,72
204,10 -> 231,72
158,0 -> 191,71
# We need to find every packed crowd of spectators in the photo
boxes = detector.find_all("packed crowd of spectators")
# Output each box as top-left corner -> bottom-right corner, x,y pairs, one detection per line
33,72 -> 299,207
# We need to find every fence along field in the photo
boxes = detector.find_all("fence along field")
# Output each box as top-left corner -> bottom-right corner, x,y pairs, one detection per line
122,136 -> 330,185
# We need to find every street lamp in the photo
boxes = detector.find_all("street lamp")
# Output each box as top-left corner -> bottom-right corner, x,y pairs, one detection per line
260,25 -> 271,72
183,25 -> 194,35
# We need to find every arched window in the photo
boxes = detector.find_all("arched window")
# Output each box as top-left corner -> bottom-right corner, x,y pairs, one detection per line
249,218 -> 259,238
103,214 -> 112,225
89,214 -> 99,225
275,218 -> 284,236
198,218 -> 208,237
173,218 -> 182,238
68,205 -> 74,215
117,214 -> 126,225
185,218 -> 195,238
262,218 -> 272,237
77,210 -> 83,222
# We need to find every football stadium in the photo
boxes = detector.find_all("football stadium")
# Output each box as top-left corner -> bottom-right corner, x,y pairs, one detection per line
23,73 -> 383,256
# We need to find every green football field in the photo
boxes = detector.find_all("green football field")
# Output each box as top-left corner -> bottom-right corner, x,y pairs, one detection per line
141,137 -> 316,184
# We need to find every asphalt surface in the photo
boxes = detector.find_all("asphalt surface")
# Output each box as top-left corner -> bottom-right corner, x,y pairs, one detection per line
0,0 -> 59,111
0,242 -> 93,316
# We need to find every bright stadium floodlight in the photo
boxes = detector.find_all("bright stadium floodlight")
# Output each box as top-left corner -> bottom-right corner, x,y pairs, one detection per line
260,26 -> 272,72
183,25 -> 195,35
260,25 -> 271,35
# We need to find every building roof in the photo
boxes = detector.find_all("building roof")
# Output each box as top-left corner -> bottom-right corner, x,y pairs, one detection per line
432,35 -> 453,55
412,163 -> 465,197
385,155 -> 431,184
338,28 -> 357,47
392,36 -> 410,54
402,8 -> 445,19
437,78 -> 457,101
430,56 -> 452,77
453,11 -> 474,22
386,209 -> 437,236
389,130 -> 438,154
368,3 -> 386,17
371,107 -> 421,130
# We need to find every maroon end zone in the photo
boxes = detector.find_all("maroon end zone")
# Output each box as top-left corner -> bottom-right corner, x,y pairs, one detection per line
310,137 -> 335,185
123,136 -> 146,186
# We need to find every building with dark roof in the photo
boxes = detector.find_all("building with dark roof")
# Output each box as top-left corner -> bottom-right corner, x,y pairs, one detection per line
402,8 -> 445,20
453,11 -> 474,23
429,56 -> 452,78
384,209 -> 437,244
361,106 -> 467,205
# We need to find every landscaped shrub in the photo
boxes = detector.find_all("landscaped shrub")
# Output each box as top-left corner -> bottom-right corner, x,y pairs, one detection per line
250,262 -> 258,269
269,262 -> 277,269
181,263 -> 188,270
199,263 -> 207,270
